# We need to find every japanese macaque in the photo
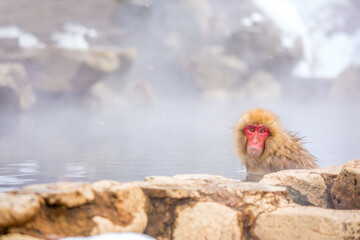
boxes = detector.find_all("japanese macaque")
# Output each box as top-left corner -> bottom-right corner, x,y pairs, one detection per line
234,108 -> 317,173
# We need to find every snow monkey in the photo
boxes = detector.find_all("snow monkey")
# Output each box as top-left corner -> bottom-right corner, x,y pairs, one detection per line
234,108 -> 317,173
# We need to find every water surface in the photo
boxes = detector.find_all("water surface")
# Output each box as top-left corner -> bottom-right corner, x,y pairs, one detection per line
0,101 -> 358,192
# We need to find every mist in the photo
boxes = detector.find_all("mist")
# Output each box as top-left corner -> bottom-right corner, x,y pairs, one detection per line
0,0 -> 359,191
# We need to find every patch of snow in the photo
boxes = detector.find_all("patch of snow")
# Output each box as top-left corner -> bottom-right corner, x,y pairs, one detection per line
312,32 -> 356,78
251,12 -> 265,23
254,0 -> 311,51
255,0 -> 360,79
0,25 -> 45,48
51,23 -> 98,50
241,12 -> 265,27
240,17 -> 253,27
293,60 -> 311,78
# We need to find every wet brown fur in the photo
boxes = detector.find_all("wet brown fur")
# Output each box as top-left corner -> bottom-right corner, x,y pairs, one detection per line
234,108 -> 318,173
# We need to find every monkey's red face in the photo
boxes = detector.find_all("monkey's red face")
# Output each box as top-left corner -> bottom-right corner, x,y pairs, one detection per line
244,125 -> 269,157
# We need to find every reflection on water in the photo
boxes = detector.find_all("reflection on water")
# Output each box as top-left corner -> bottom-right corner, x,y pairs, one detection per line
0,101 -> 359,192
243,173 -> 266,182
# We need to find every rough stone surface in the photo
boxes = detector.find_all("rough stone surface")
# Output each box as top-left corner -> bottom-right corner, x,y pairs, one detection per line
312,165 -> 342,191
173,202 -> 242,240
0,233 -> 42,240
2,168 -> 360,239
260,166 -> 342,208
0,193 -> 40,228
22,182 -> 95,208
331,159 -> 360,209
91,181 -> 148,235
139,174 -> 291,240
251,206 -> 360,240
8,181 -> 147,239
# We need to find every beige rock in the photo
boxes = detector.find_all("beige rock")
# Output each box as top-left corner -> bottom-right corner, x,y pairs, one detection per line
190,52 -> 247,92
141,174 -> 288,202
312,165 -> 342,190
90,216 -> 120,235
260,168 -> 334,208
242,71 -> 282,101
82,49 -> 120,73
91,181 -> 148,234
251,206 -> 360,240
331,159 -> 360,209
141,174 -> 235,199
0,193 -> 40,228
0,63 -> 36,110
22,182 -> 94,208
0,233 -> 42,240
173,202 -> 242,240
4,168 -> 360,239
90,215 -> 147,235
140,174 -> 291,239
329,65 -> 360,100
29,47 -> 134,94
8,181 -> 147,238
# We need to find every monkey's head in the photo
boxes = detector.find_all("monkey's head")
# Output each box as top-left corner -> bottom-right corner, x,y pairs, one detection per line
234,108 -> 281,158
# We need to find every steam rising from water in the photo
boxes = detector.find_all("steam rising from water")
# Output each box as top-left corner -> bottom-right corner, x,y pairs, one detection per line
1,99 -> 359,191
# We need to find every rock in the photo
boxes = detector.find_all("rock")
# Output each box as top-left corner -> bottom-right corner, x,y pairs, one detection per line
9,181 -> 148,238
27,47 -> 135,94
226,20 -> 302,78
139,174 -> 291,239
141,174 -> 289,202
0,63 -> 36,110
127,81 -> 155,108
0,39 -> 20,52
90,80 -> 155,110
329,65 -> 360,100
90,216 -> 147,236
5,170 -> 360,239
89,81 -> 124,109
331,159 -> 360,209
91,181 -> 148,234
251,206 -> 360,240
260,166 -> 342,208
240,71 -> 282,101
311,165 -> 342,191
0,193 -> 40,228
173,202 -> 242,240
189,51 -> 247,94
0,233 -> 42,240
259,169 -> 327,207
22,182 -> 95,208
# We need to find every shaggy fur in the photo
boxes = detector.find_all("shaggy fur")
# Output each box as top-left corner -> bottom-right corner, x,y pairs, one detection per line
234,108 -> 317,173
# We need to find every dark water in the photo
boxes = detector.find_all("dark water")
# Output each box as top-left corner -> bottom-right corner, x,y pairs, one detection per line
0,101 -> 358,192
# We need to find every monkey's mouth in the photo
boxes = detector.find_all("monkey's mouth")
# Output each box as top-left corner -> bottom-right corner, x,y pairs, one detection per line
247,147 -> 263,156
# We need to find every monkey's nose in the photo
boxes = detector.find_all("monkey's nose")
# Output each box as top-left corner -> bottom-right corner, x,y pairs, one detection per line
252,134 -> 260,144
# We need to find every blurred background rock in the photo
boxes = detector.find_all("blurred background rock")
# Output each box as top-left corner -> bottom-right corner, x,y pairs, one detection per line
0,0 -> 359,112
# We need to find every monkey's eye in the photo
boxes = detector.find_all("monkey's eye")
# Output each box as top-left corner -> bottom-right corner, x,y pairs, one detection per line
249,127 -> 255,132
259,128 -> 267,134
